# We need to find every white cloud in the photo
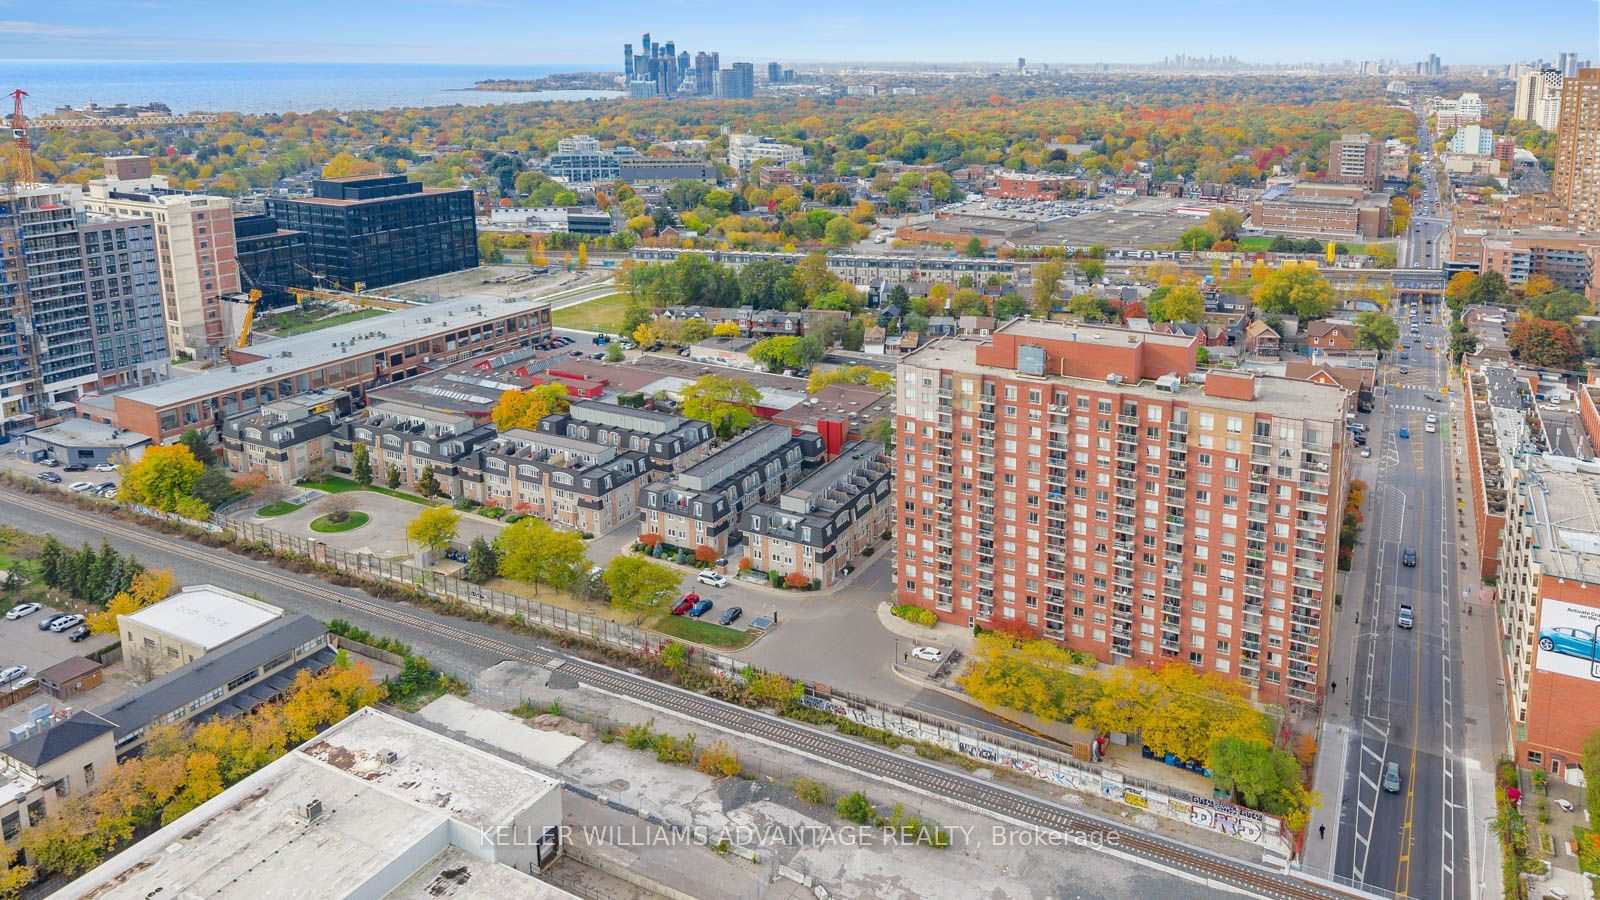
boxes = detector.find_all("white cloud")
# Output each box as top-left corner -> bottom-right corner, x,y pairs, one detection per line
0,19 -> 107,36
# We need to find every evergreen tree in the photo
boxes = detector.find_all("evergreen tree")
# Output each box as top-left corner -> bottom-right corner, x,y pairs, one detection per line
69,542 -> 96,601
1,566 -> 21,598
37,536 -> 66,588
386,463 -> 401,490
464,536 -> 499,584
89,540 -> 119,602
352,443 -> 372,486
178,427 -> 215,467
417,465 -> 441,498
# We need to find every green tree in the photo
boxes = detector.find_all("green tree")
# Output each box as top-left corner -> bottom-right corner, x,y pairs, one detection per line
965,237 -> 985,258
119,444 -> 206,514
1207,736 -> 1317,831
605,341 -> 625,362
679,374 -> 760,438
463,536 -> 499,584
496,518 -> 588,595
386,463 -> 401,490
823,216 -> 856,247
842,318 -> 865,351
1254,266 -> 1334,320
1584,728 -> 1600,832
417,465 -> 441,498
1523,290 -> 1594,324
620,300 -> 654,336
1078,258 -> 1105,283
177,428 -> 215,467
37,535 -> 66,588
406,507 -> 460,556
749,336 -> 823,373
1354,310 -> 1399,353
1032,260 -> 1065,316
1463,269 -> 1511,308
678,317 -> 713,343
602,555 -> 680,623
1178,227 -> 1215,251
352,442 -> 372,486
994,293 -> 1029,320
1068,293 -> 1114,322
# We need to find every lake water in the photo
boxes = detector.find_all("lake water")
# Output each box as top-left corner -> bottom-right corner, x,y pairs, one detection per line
0,61 -> 620,116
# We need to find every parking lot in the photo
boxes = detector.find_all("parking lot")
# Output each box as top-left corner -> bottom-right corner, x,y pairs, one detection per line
0,603 -> 133,734
0,450 -> 122,497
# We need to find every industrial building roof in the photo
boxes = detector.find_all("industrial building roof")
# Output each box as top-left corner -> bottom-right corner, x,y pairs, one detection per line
107,292 -> 552,408
121,585 -> 282,650
57,708 -> 568,900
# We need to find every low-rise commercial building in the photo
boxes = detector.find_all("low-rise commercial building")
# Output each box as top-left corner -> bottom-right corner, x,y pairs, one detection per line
689,335 -> 759,369
639,424 -> 825,555
85,291 -> 552,442
58,707 -> 570,898
97,614 -> 332,759
740,440 -> 892,586
0,709 -> 118,841
15,417 -> 149,468
1479,232 -> 1600,298
618,157 -> 717,187
1249,182 -> 1390,241
727,134 -> 804,172
631,246 -> 1015,287
118,584 -> 285,678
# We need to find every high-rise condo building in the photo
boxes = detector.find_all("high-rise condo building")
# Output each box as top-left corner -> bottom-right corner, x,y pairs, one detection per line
1555,69 -> 1600,231
1327,134 -> 1382,191
894,322 -> 1349,705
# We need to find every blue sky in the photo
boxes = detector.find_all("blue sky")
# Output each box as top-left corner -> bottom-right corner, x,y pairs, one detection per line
0,0 -> 1594,65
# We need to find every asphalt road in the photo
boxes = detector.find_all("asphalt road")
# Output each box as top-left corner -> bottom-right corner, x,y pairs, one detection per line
1331,307 -> 1468,898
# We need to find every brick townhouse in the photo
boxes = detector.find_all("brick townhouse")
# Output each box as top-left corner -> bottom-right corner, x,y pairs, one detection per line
740,440 -> 894,586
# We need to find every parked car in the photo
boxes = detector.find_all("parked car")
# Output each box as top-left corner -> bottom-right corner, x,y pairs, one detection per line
1538,626 -> 1598,660
68,625 -> 90,643
688,598 -> 713,618
591,352 -> 605,360
1360,447 -> 1372,458
69,481 -> 96,492
1425,423 -> 1437,433
910,646 -> 942,662
4,603 -> 40,620
38,458 -> 58,468
38,613 -> 70,631
96,482 -> 115,494
697,571 -> 727,588
671,593 -> 698,616
569,349 -> 584,357
36,472 -> 61,484
718,606 -> 743,626
63,463 -> 87,472
49,614 -> 84,633
93,463 -> 116,472
0,665 -> 25,685
1383,762 -> 1402,793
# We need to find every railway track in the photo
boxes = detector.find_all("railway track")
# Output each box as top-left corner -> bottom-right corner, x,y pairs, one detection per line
4,488 -> 1361,899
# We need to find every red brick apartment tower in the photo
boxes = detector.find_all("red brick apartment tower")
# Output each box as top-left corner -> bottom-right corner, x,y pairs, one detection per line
895,321 -> 1349,705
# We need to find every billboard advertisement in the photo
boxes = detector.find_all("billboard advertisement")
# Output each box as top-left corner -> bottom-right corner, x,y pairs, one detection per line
1535,598 -> 1600,680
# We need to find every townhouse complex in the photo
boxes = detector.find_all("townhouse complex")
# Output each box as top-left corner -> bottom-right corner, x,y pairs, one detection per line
894,320 -> 1349,705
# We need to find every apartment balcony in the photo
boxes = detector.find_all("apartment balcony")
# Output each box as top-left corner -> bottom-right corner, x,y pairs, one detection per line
1111,640 -> 1133,658
1297,499 -> 1329,516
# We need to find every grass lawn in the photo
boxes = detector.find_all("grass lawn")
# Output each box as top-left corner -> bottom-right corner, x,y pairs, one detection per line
310,511 -> 370,533
1236,236 -> 1275,252
296,476 -> 438,506
652,613 -> 755,649
256,500 -> 305,517
262,307 -> 387,337
552,293 -> 632,334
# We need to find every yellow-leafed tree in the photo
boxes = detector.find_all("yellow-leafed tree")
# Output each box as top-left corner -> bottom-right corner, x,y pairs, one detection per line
490,383 -> 570,431
119,445 -> 206,514
282,660 -> 385,742
87,569 -> 178,635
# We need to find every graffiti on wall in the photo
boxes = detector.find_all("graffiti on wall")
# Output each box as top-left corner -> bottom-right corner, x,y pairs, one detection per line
797,691 -> 1282,849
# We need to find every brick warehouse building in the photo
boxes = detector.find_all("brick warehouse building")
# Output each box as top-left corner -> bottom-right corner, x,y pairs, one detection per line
895,321 -> 1349,704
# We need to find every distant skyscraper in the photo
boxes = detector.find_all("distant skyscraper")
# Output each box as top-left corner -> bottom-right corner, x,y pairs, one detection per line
1554,69 -> 1600,230
1018,57 -> 1026,71
716,63 -> 754,99
624,43 -> 633,77
768,62 -> 782,83
622,33 -> 733,100
1558,52 -> 1579,78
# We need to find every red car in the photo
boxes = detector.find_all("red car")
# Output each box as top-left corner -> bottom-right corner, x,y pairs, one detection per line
671,593 -> 699,616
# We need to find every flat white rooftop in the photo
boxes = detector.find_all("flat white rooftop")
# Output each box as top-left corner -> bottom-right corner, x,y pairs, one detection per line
120,584 -> 282,650
62,708 -> 565,900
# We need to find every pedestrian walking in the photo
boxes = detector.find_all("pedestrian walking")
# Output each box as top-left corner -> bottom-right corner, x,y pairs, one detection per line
1319,825 -> 1326,840
1330,680 -> 1337,695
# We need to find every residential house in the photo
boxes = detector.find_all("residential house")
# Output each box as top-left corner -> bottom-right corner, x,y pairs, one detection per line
0,710 -> 118,840
1244,320 -> 1282,357
1304,320 -> 1359,352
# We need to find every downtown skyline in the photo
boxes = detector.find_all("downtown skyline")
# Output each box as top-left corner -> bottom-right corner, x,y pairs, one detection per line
0,0 -> 1595,65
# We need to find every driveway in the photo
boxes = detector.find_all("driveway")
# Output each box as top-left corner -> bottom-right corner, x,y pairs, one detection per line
254,492 -> 503,561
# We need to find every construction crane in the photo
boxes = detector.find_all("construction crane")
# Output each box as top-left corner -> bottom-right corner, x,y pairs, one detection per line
235,289 -> 263,349
7,89 -> 34,185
